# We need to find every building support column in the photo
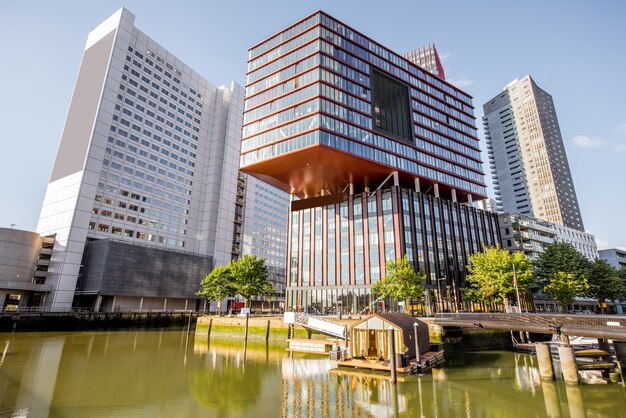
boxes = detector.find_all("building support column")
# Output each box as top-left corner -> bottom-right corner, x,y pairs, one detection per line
451,188 -> 457,202
467,194 -> 473,205
536,342 -> 554,380
433,183 -> 439,198
392,171 -> 399,187
414,177 -> 420,193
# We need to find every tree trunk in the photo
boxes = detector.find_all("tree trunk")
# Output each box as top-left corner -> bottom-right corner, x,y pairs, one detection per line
217,299 -> 222,316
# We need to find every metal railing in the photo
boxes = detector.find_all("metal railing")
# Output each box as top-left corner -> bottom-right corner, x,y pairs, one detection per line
434,312 -> 626,340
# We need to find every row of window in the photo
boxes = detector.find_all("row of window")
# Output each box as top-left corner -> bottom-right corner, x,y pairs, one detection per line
249,14 -> 320,60
244,83 -> 318,123
320,131 -> 486,196
89,221 -> 185,247
246,54 -> 320,98
245,67 -> 319,110
249,26 -> 320,72
319,14 -> 472,107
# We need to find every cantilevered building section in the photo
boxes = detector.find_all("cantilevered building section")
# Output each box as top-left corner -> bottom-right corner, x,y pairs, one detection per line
483,75 -> 584,231
405,44 -> 446,80
37,8 -> 244,311
242,11 -> 499,314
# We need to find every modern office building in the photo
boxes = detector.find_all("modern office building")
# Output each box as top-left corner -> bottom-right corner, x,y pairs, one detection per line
235,172 -> 290,297
498,212 -> 597,261
241,11 -> 499,314
404,44 -> 446,80
36,8 -> 244,311
483,75 -> 584,231
0,228 -> 55,310
599,248 -> 626,270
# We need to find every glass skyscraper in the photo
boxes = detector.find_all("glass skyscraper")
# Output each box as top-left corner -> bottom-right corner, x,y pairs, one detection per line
241,11 -> 499,313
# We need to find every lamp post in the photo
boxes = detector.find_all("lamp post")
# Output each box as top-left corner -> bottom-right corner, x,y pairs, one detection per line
413,322 -> 421,365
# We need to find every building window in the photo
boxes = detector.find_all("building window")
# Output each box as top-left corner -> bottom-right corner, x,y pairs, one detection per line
371,69 -> 413,142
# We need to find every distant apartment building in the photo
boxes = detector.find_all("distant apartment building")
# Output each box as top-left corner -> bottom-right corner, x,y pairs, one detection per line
36,8 -> 244,311
483,75 -> 584,231
498,212 -> 597,260
599,248 -> 626,270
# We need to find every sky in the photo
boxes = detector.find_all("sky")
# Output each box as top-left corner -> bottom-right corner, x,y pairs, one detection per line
1,0 -> 625,249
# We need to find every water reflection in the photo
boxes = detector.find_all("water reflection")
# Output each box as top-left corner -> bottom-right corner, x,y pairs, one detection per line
1,332 -> 626,417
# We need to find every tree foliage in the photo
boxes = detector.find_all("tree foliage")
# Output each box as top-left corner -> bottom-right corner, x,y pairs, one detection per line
372,255 -> 425,309
230,255 -> 270,308
197,265 -> 236,315
587,259 -> 625,313
542,272 -> 589,312
197,255 -> 270,312
533,242 -> 591,287
465,246 -> 533,305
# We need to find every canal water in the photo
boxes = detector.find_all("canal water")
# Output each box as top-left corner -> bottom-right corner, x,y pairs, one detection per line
1,330 -> 624,417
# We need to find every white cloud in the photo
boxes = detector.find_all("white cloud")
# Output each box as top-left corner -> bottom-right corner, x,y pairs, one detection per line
447,75 -> 473,88
616,144 -> 626,153
595,238 -> 612,250
571,135 -> 603,148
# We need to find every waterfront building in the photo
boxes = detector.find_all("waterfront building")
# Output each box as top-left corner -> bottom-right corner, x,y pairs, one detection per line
483,75 -> 584,231
498,212 -> 597,261
0,228 -> 55,310
241,11 -> 499,313
599,248 -> 626,270
36,8 -> 244,311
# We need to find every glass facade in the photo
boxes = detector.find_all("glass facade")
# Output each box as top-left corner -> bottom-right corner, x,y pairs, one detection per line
241,11 -> 486,201
285,186 -> 500,313
243,11 -> 495,314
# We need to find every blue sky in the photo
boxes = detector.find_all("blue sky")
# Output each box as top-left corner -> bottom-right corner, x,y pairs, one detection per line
1,0 -> 624,249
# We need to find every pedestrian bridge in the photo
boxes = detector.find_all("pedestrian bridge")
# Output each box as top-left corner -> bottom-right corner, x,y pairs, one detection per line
284,312 -> 347,340
434,313 -> 626,340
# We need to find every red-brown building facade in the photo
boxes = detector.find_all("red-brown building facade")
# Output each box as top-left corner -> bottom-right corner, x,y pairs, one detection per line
241,11 -> 499,313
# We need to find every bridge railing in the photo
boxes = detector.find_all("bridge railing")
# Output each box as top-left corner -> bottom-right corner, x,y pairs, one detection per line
434,313 -> 626,340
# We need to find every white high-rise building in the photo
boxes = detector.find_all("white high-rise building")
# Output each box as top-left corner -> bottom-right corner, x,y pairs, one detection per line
483,75 -> 584,231
36,8 -> 244,311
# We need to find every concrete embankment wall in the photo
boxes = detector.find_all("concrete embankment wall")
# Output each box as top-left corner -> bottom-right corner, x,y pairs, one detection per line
195,316 -> 513,352
0,312 -> 194,332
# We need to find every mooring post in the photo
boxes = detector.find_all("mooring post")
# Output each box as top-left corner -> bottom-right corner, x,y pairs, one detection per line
244,313 -> 250,342
265,319 -> 271,342
186,311 -> 192,335
413,322 -> 421,365
613,341 -> 626,384
207,318 -> 213,338
557,343 -> 579,385
535,342 -> 554,381
388,328 -> 397,383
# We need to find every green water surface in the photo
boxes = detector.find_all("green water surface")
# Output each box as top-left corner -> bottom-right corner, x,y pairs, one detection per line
0,330 -> 624,417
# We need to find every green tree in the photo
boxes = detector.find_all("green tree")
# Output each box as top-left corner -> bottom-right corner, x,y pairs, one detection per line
371,255 -> 425,312
533,242 -> 591,287
542,272 -> 590,312
587,259 -> 625,313
465,246 -> 533,306
229,254 -> 269,309
197,265 -> 236,315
